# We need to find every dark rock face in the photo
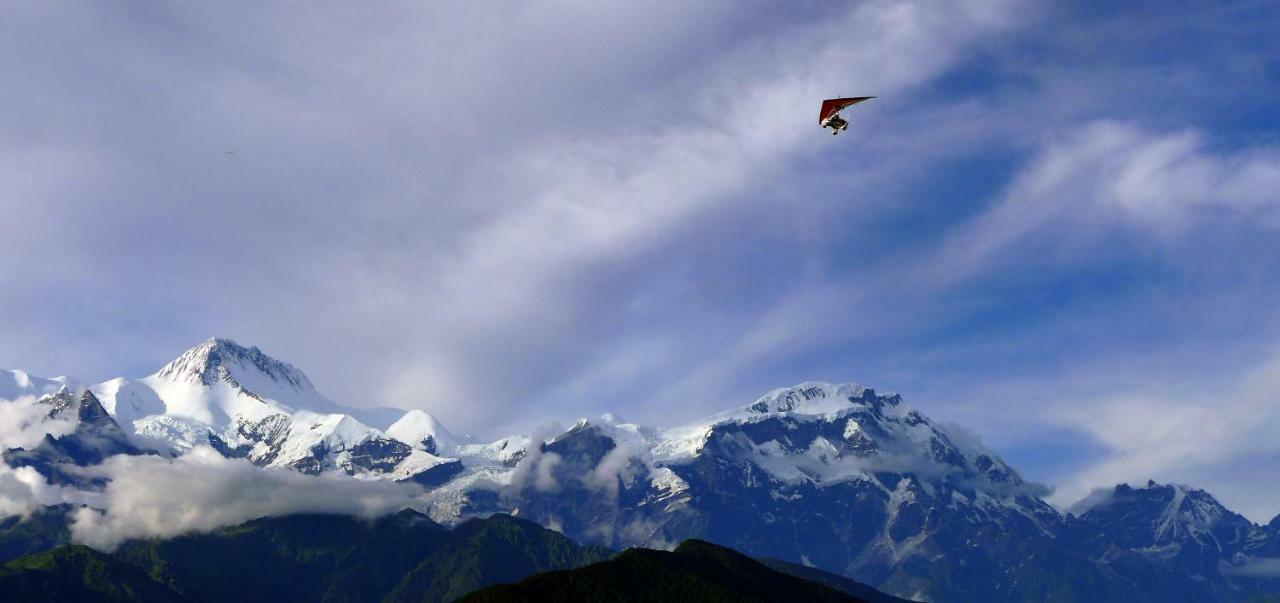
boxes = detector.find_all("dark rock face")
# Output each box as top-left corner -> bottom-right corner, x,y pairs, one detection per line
1261,515 -> 1280,558
206,433 -> 251,458
401,459 -> 464,488
4,391 -> 147,487
277,437 -> 413,476
345,438 -> 413,474
218,413 -> 419,479
229,413 -> 291,466
35,388 -> 77,418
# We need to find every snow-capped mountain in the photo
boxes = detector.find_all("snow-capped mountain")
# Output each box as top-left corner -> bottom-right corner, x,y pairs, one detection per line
1067,481 -> 1280,601
4,342 -> 1279,602
120,337 -> 397,434
1072,481 -> 1256,557
419,382 -> 1086,601
0,369 -> 80,401
424,382 -> 1058,528
2,338 -> 454,484
414,382 -> 1280,603
387,409 -> 466,456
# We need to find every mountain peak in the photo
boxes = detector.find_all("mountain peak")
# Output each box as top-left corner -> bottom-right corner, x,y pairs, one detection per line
77,390 -> 114,426
151,337 -> 314,394
35,386 -> 80,418
387,410 -> 458,455
1077,480 -> 1249,549
745,381 -> 899,416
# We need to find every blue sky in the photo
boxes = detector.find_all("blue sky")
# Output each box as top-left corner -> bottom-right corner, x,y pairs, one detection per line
2,1 -> 1279,520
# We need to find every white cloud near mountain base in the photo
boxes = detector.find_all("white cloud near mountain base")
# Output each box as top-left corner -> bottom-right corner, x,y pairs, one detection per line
69,447 -> 422,550
0,396 -> 77,450
0,463 -> 94,518
1226,557 -> 1280,578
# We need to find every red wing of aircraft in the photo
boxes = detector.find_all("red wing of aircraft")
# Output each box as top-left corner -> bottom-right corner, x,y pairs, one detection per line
819,96 -> 874,124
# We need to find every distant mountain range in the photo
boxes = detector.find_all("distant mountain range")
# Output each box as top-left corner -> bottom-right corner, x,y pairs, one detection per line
2,338 -> 1278,602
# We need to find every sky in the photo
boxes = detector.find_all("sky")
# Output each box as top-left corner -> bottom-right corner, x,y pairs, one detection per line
2,1 -> 1279,521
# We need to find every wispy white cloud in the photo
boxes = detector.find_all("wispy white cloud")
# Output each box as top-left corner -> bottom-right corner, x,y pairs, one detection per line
506,423 -> 567,494
928,120 -> 1280,285
356,0 -> 1025,428
1226,557 -> 1280,578
583,440 -> 645,503
887,117 -> 1280,520
0,1 -> 1025,433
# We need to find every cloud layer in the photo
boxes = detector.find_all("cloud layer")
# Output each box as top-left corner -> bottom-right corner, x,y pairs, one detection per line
0,396 -> 77,450
69,447 -> 422,550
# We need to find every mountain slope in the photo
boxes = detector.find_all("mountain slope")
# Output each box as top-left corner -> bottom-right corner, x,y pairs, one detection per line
760,558 -> 922,603
0,511 -> 903,603
457,538 -> 872,603
0,545 -> 186,602
383,514 -> 613,603
109,510 -> 610,603
1068,481 -> 1280,602
114,513 -> 390,602
0,505 -> 75,564
0,511 -> 611,603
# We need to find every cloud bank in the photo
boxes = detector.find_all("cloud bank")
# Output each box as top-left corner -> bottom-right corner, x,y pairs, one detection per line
68,447 -> 422,550
1226,557 -> 1280,578
0,396 -> 77,450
